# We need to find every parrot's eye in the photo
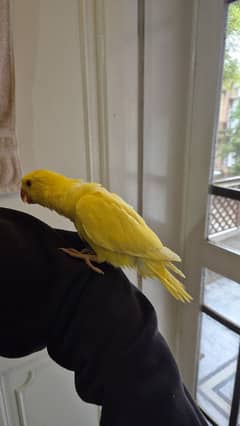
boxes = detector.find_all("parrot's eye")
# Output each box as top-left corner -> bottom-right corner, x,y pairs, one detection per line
26,179 -> 32,187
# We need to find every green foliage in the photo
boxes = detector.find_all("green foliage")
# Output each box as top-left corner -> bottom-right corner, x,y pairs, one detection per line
223,53 -> 240,89
220,98 -> 240,175
223,2 -> 240,89
227,2 -> 240,34
218,2 -> 240,176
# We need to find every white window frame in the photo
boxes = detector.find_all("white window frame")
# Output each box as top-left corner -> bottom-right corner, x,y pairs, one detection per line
177,0 -> 240,396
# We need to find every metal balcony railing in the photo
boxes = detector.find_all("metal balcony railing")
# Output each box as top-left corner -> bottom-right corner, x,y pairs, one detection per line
208,176 -> 240,236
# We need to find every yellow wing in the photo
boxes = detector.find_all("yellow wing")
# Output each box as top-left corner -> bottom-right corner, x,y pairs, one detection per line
74,189 -> 178,260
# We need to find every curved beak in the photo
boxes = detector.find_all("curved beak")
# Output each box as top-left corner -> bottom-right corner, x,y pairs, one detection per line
20,188 -> 33,203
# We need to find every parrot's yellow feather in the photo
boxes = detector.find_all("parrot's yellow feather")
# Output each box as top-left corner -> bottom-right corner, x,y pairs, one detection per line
21,169 -> 192,302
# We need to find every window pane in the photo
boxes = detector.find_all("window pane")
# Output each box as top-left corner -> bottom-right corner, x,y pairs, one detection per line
196,313 -> 240,426
202,268 -> 240,326
213,1 -> 240,182
207,194 -> 240,253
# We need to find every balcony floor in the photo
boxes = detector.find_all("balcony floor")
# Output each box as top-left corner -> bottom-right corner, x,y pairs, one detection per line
196,265 -> 240,425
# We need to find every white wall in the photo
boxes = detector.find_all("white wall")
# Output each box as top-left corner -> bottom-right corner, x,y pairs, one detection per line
142,0 -> 193,353
105,0 -> 138,208
104,0 -> 194,353
0,0 -> 194,354
0,0 -> 88,230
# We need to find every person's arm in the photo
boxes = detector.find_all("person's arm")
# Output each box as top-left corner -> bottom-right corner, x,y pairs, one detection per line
0,207 -> 207,425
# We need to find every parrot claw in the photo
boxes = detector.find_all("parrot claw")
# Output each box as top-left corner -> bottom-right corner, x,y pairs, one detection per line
80,248 -> 95,255
59,248 -> 104,275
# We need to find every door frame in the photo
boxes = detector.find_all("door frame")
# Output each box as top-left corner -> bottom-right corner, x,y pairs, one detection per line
177,0 -> 240,393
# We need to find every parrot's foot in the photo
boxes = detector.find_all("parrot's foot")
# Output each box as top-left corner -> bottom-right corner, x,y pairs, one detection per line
80,248 -> 96,255
59,248 -> 104,274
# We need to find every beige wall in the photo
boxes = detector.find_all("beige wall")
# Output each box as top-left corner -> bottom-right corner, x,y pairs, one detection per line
105,0 -> 193,353
143,0 -> 193,352
0,0 -> 87,230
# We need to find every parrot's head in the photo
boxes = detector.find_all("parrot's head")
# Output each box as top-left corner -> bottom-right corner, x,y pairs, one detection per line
20,169 -> 72,206
21,169 -> 84,219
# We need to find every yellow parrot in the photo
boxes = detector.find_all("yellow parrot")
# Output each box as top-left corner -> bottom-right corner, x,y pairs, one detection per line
20,170 -> 192,302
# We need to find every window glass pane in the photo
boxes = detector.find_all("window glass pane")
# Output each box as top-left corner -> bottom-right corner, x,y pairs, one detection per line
208,2 -> 240,253
202,268 -> 240,326
213,1 -> 240,182
196,313 -> 240,426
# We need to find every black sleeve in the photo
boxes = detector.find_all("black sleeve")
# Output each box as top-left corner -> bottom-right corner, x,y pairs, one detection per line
0,208 -> 207,426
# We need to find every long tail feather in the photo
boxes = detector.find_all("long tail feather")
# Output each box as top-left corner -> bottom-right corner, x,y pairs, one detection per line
158,246 -> 181,262
139,259 -> 192,302
165,261 -> 186,279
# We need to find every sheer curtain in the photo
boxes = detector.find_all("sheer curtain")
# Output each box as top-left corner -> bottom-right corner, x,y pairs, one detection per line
0,0 -> 21,193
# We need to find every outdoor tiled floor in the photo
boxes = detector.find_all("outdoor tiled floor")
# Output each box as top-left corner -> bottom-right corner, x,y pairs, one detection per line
196,235 -> 240,426
197,313 -> 239,425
